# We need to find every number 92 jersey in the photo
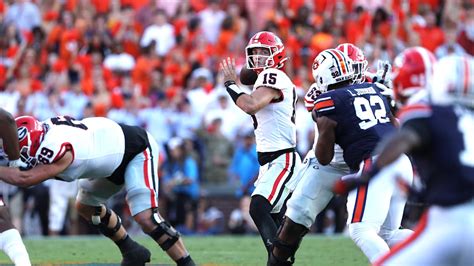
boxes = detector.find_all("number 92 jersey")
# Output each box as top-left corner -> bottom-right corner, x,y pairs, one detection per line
253,68 -> 297,152
314,83 -> 395,171
36,117 -> 125,181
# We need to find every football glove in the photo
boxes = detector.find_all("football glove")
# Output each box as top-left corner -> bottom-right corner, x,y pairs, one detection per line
19,148 -> 38,170
372,60 -> 393,89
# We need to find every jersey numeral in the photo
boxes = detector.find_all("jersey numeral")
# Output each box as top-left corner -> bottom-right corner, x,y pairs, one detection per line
51,116 -> 88,130
262,73 -> 277,85
38,147 -> 54,164
354,95 -> 390,130
458,111 -> 474,167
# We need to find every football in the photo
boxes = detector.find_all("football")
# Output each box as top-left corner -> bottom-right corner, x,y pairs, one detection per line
239,66 -> 258,85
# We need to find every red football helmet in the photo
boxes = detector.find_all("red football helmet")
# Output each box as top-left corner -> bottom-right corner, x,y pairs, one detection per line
15,116 -> 45,157
245,31 -> 287,73
336,43 -> 368,83
392,47 -> 436,103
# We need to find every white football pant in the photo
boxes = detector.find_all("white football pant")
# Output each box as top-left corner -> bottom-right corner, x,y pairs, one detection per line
346,154 -> 413,263
375,199 -> 474,266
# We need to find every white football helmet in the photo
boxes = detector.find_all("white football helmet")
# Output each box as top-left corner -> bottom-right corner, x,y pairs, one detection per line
429,55 -> 474,108
312,49 -> 354,92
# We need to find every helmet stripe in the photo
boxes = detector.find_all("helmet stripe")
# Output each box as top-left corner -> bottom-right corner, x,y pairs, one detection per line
332,50 -> 348,75
326,50 -> 343,76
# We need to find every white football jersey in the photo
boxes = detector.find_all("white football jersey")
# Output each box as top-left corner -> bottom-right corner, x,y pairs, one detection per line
36,117 -> 125,181
252,68 -> 297,152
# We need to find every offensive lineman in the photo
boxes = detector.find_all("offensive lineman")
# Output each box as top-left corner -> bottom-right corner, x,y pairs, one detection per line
0,115 -> 195,266
220,31 -> 302,257
0,108 -> 31,266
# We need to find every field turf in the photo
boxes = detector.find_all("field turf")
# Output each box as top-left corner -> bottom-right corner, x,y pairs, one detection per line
0,235 -> 367,265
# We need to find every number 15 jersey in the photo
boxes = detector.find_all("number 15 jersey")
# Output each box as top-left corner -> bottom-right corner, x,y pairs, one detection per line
314,83 -> 395,171
252,68 -> 297,153
37,117 -> 125,181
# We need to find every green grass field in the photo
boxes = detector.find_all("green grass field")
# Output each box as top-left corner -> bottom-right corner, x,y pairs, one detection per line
0,235 -> 367,265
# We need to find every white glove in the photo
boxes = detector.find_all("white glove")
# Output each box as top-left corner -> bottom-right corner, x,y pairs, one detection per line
304,83 -> 323,112
8,159 -> 28,168
373,60 -> 393,89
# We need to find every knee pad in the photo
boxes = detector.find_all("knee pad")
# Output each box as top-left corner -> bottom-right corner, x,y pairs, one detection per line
147,211 -> 181,251
91,206 -> 122,238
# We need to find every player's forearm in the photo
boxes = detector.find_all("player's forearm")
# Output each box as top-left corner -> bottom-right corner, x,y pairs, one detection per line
0,167 -> 37,187
372,130 -> 419,173
236,94 -> 261,115
0,109 -> 20,160
225,80 -> 258,114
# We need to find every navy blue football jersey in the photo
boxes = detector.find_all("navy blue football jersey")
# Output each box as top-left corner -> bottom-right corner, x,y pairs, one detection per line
314,83 -> 395,171
399,104 -> 474,206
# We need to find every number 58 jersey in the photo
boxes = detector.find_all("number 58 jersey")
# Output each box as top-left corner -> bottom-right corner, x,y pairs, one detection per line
37,117 -> 125,181
314,83 -> 395,171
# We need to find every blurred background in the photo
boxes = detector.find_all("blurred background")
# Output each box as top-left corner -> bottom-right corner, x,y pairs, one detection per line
0,0 -> 471,238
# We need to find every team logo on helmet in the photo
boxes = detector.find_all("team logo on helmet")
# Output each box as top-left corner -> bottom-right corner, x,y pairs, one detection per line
18,127 -> 28,142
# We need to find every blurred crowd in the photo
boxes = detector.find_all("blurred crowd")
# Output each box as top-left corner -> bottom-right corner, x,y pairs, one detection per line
0,0 -> 472,236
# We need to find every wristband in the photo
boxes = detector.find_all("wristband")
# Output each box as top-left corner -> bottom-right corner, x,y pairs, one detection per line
224,80 -> 245,104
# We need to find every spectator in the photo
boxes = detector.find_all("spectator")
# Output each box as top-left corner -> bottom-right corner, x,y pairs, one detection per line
103,42 -> 135,74
228,195 -> 258,234
162,137 -> 200,233
140,9 -> 175,57
199,117 -> 233,184
229,131 -> 259,198
435,21 -> 466,58
198,0 -> 226,45
5,0 -> 41,32
196,198 -> 224,235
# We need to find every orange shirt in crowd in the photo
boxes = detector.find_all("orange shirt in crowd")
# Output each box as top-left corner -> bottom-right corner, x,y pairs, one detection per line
91,0 -> 111,14
110,21 -> 143,58
121,0 -> 148,10
215,29 -> 235,57
132,56 -> 161,95
413,25 -> 445,52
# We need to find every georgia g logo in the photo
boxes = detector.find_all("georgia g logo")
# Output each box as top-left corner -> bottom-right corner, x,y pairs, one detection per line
17,127 -> 28,142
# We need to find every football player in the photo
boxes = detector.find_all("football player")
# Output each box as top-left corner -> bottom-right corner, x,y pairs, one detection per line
301,48 -> 413,264
0,108 -> 31,266
338,54 -> 474,266
220,31 -> 302,256
0,116 -> 195,266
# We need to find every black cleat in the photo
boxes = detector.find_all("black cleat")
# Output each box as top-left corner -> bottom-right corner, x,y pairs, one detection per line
121,243 -> 151,266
